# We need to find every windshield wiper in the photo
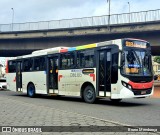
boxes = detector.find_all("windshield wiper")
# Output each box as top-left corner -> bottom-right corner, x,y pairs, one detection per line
132,50 -> 141,66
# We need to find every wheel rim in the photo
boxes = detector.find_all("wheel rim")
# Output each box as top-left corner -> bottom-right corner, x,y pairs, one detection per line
29,86 -> 34,96
86,89 -> 94,100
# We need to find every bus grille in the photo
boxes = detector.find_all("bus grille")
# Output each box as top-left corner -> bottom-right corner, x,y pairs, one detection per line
132,88 -> 152,95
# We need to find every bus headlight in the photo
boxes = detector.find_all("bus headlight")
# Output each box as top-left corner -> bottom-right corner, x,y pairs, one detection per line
122,81 -> 127,87
128,85 -> 132,90
121,81 -> 132,90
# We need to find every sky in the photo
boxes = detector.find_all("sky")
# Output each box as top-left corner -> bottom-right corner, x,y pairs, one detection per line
0,0 -> 159,24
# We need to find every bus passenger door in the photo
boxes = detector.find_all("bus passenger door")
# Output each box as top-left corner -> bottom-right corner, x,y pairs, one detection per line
98,50 -> 111,96
48,56 -> 59,93
16,61 -> 22,92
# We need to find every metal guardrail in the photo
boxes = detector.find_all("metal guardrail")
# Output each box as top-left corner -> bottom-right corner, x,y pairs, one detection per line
0,9 -> 160,32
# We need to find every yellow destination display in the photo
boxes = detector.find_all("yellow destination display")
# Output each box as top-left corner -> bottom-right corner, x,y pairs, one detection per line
125,41 -> 147,48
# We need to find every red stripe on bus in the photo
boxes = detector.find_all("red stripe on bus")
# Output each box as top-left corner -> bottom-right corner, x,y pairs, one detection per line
13,77 -> 16,82
60,49 -> 68,53
6,60 -> 9,73
58,75 -> 63,82
90,74 -> 95,81
128,80 -> 153,89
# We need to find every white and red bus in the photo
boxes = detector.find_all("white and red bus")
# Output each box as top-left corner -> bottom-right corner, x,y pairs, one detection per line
6,38 -> 154,103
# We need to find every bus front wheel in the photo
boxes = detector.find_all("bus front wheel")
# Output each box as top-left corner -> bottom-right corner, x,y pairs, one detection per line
27,83 -> 36,98
83,85 -> 96,103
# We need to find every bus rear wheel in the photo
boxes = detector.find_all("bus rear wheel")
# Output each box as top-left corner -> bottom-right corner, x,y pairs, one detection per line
27,83 -> 36,98
83,85 -> 96,103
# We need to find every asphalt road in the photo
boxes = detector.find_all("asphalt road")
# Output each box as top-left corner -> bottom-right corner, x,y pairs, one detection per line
0,90 -> 160,126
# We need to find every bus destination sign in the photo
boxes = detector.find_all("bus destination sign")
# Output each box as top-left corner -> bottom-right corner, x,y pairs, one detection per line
125,41 -> 147,48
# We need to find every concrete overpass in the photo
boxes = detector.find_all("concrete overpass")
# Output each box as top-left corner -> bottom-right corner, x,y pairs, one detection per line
0,9 -> 160,56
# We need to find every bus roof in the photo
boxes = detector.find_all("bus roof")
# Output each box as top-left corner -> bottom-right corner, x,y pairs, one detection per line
6,38 -> 149,61
12,47 -> 69,60
32,47 -> 68,55
6,39 -> 123,61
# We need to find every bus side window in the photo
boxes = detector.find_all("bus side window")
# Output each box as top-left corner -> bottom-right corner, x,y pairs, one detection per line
29,59 -> 33,71
111,52 -> 118,83
8,61 -> 16,73
77,49 -> 95,68
34,57 -> 45,71
39,57 -> 45,70
23,59 -> 33,72
34,58 -> 39,71
60,52 -> 75,69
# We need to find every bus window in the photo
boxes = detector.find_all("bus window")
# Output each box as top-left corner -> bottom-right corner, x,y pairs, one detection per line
23,59 -> 33,72
8,61 -> 16,73
77,49 -> 95,68
111,52 -> 118,83
34,57 -> 46,71
60,53 -> 75,69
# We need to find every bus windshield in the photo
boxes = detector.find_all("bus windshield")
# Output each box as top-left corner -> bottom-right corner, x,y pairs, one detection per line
121,49 -> 152,76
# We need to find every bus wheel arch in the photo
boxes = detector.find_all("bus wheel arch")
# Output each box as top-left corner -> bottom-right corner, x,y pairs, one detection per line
27,82 -> 36,98
81,82 -> 96,103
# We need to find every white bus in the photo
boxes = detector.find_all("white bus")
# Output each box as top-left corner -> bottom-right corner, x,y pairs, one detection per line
6,38 -> 154,103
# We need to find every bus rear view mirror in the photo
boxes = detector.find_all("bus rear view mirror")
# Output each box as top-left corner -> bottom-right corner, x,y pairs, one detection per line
154,75 -> 158,80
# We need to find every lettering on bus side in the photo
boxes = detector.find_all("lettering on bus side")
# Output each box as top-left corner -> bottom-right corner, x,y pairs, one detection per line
70,73 -> 82,77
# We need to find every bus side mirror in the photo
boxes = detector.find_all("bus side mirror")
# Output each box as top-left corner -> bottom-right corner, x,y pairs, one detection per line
154,75 -> 158,80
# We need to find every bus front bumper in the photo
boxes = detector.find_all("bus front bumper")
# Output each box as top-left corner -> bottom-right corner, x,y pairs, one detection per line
111,87 -> 154,99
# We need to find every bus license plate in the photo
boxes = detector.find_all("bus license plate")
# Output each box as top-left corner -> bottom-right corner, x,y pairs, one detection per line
141,91 -> 146,95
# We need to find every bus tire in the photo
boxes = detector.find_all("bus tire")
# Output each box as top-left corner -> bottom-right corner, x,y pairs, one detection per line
27,83 -> 36,98
83,85 -> 96,103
